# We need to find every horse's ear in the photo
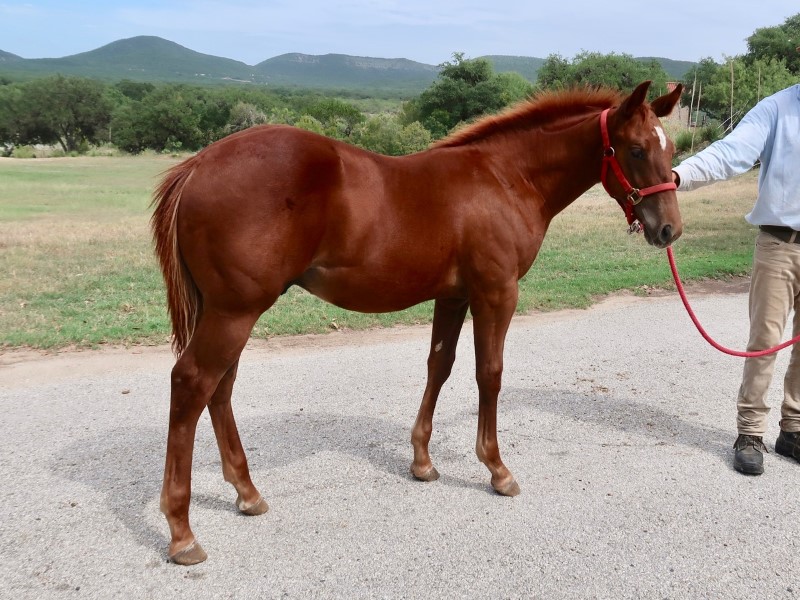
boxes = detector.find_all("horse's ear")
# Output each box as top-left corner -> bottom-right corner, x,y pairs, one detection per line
618,81 -> 652,118
651,83 -> 684,117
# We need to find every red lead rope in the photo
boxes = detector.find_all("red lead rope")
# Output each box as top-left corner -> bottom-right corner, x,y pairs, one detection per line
667,246 -> 800,357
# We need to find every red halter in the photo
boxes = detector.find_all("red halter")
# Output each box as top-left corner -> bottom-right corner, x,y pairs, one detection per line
599,108 -> 677,233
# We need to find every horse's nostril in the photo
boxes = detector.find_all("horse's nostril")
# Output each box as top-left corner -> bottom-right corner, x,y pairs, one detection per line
660,224 -> 673,244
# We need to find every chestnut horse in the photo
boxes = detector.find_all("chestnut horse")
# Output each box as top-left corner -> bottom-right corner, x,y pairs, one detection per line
152,80 -> 683,564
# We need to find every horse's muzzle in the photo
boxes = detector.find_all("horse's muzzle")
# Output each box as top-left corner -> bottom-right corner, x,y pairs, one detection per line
646,222 -> 682,248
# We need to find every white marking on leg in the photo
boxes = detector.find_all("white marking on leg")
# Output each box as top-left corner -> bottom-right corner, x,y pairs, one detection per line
654,126 -> 667,151
434,341 -> 443,352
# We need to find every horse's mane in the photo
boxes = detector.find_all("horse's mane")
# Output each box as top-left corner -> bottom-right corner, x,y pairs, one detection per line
432,86 -> 624,149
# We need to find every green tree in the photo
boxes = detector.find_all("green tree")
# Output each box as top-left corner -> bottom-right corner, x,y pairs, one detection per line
267,107 -> 299,126
115,80 -> 155,101
1,75 -> 112,152
403,53 -> 532,139
304,98 -> 365,137
0,84 -> 26,154
109,101 -> 145,153
681,57 -> 721,105
111,85 -> 208,152
495,72 -> 534,104
536,52 -> 670,94
352,114 -> 432,155
397,121 -> 433,154
194,89 -> 232,145
746,13 -> 800,74
536,54 -> 572,89
225,101 -> 268,134
438,52 -> 494,85
700,56 -> 795,127
294,114 -> 325,135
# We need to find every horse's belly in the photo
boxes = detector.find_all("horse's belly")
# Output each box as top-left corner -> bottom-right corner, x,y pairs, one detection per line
297,264 -> 460,313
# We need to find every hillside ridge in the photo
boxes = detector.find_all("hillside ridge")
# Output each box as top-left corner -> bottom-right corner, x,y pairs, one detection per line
0,35 -> 694,91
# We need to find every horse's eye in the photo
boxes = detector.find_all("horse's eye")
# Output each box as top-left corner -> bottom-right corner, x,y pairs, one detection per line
631,147 -> 645,160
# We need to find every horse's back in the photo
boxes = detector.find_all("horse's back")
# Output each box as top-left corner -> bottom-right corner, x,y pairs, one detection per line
183,125 -> 345,210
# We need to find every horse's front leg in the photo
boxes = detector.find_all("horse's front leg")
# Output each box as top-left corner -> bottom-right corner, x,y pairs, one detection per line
470,283 -> 521,497
410,298 -> 469,481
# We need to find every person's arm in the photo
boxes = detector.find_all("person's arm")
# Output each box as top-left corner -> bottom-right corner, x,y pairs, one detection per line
672,98 -> 775,192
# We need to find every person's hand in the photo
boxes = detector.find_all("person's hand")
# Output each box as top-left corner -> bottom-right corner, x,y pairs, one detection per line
671,170 -> 680,186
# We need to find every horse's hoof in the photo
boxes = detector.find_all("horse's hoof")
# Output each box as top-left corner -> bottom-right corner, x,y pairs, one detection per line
170,540 -> 208,566
493,478 -> 521,497
237,494 -> 269,516
410,464 -> 440,482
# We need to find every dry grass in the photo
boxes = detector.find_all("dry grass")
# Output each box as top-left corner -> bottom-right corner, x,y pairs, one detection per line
0,155 -> 760,350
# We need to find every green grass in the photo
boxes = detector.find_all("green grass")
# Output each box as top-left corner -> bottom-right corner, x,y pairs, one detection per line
0,156 -> 175,348
518,184 -> 755,312
0,156 -> 758,350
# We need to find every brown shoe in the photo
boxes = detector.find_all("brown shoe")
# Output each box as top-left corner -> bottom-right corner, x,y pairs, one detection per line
733,434 -> 767,475
775,430 -> 800,462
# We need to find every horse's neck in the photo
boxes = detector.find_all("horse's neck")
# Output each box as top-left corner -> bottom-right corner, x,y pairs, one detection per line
498,112 -> 603,219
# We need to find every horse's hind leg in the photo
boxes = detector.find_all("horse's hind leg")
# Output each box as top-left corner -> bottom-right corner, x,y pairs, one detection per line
160,309 -> 259,565
208,360 -> 269,516
411,298 -> 469,481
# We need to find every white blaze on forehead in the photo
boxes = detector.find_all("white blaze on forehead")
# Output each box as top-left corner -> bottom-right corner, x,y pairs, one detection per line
654,126 -> 667,151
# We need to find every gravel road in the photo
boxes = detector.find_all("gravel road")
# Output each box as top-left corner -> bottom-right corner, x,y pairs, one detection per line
1,288 -> 798,599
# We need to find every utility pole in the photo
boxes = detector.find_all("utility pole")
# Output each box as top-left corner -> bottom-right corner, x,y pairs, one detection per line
757,65 -> 762,103
688,71 -> 697,127
729,59 -> 734,130
690,82 -> 702,154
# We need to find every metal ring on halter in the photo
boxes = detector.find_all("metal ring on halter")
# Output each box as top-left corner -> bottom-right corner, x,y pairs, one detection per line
628,221 -> 644,234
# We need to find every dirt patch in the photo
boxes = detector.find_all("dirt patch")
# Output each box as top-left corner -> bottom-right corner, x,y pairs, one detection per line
633,275 -> 750,298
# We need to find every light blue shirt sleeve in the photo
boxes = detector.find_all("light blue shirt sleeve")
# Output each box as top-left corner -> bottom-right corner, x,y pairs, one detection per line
672,84 -> 800,229
673,100 -> 773,192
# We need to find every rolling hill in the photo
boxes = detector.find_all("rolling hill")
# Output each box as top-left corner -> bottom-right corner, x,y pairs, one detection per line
0,37 -> 262,83
0,36 -> 694,93
481,55 -> 547,81
0,36 -> 442,92
636,56 -> 697,80
0,50 -> 22,63
254,53 -> 438,92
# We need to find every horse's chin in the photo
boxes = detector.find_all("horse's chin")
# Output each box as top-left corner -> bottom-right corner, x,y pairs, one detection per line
643,227 -> 670,249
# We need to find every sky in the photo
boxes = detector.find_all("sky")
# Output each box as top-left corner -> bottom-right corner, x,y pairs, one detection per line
0,1 -> 798,66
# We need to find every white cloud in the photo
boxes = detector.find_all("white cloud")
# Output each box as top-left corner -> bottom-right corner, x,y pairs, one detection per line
0,3 -> 42,17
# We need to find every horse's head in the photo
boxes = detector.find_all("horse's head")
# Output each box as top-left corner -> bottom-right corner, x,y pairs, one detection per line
602,80 -> 683,248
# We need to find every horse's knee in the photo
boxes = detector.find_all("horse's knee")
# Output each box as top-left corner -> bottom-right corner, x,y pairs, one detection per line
475,362 -> 503,395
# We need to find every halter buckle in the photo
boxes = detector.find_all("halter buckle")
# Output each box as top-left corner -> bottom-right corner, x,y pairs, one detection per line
627,188 -> 643,205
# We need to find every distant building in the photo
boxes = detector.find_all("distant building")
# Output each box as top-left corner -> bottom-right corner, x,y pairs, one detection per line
663,82 -> 688,126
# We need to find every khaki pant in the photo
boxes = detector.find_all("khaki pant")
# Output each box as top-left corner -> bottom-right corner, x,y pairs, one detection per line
737,231 -> 800,435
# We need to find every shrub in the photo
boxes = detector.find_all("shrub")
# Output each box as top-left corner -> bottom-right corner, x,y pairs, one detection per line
352,115 -> 432,155
700,123 -> 724,144
674,130 -> 694,154
11,145 -> 36,158
294,115 -> 325,135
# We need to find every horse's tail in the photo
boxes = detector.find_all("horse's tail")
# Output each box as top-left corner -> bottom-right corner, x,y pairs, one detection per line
150,157 -> 202,356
